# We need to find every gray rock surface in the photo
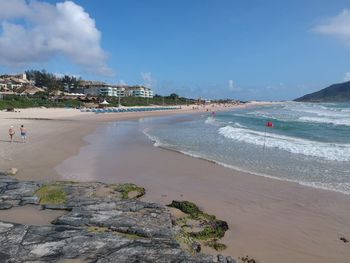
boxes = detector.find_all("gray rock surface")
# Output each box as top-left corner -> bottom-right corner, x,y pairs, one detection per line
0,202 -> 12,210
0,173 -> 234,262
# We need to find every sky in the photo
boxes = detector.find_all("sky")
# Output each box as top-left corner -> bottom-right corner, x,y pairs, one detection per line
0,0 -> 350,100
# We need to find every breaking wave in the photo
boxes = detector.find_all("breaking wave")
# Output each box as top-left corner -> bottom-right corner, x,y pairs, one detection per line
298,116 -> 350,126
218,125 -> 350,162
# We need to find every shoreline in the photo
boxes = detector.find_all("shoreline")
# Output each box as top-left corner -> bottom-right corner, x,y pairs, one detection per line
56,116 -> 350,263
0,104 -> 241,180
1,104 -> 350,262
152,140 -> 350,196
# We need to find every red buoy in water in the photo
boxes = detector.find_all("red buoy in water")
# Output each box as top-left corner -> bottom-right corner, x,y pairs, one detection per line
266,121 -> 274,127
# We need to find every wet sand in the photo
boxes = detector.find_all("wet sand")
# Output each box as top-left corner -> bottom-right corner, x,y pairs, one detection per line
1,105 -> 349,262
57,120 -> 350,263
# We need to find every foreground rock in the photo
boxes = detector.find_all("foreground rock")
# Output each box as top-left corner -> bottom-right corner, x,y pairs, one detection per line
0,173 -> 235,262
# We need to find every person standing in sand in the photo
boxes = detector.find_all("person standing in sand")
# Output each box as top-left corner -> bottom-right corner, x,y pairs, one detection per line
20,125 -> 27,143
9,126 -> 15,143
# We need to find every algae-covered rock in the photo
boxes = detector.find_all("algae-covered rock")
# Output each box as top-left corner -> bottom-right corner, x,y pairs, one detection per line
35,185 -> 67,205
168,200 -> 229,253
0,173 -> 237,262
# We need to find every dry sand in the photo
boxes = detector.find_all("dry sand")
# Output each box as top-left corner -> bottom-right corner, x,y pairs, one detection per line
1,104 -> 349,263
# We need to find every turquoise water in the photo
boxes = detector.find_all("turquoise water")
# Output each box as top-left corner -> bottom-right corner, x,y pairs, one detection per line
143,102 -> 350,194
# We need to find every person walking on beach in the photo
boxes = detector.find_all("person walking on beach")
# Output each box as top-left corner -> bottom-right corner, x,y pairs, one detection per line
9,126 -> 15,143
20,125 -> 27,143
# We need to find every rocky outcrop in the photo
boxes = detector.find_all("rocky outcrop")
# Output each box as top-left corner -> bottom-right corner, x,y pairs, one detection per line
0,173 -> 235,262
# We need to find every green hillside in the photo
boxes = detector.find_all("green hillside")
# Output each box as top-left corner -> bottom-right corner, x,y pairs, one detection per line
295,81 -> 350,102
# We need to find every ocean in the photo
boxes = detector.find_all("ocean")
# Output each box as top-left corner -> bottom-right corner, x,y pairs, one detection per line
143,102 -> 350,194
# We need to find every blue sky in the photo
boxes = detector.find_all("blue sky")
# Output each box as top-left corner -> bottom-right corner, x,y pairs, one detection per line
1,0 -> 350,100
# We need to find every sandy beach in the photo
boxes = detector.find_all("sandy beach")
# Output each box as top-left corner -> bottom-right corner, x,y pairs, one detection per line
0,105 -> 234,180
1,104 -> 350,263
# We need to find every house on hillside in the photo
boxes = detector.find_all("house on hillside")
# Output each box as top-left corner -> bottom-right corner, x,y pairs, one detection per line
0,73 -> 34,92
21,86 -> 45,95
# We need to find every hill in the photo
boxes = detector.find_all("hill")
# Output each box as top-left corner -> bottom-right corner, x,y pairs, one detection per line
295,81 -> 350,102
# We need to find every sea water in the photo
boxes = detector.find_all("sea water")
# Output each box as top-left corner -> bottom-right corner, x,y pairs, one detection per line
143,102 -> 350,194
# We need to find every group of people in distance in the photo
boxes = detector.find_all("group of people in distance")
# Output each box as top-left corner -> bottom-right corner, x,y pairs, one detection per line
9,125 -> 27,143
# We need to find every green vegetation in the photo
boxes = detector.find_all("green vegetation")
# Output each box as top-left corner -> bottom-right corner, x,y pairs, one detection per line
35,184 -> 67,205
114,183 -> 146,199
168,200 -> 229,252
0,95 -> 82,110
190,224 -> 226,240
25,70 -> 81,92
0,93 -> 194,110
168,200 -> 216,221
295,80 -> 350,102
168,200 -> 202,218
205,240 -> 227,251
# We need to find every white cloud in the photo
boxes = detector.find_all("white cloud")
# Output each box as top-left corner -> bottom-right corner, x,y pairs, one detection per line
141,72 -> 156,88
0,0 -> 113,76
344,72 -> 350,81
313,9 -> 350,45
228,79 -> 240,91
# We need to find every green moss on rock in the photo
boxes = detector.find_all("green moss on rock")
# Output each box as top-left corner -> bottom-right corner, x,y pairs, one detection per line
168,200 -> 202,218
35,185 -> 67,205
114,183 -> 145,199
168,200 -> 229,252
205,240 -> 227,251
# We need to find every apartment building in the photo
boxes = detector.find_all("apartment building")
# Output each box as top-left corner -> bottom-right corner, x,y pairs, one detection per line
82,83 -> 153,98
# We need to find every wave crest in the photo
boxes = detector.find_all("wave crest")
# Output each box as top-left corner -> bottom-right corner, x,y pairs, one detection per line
218,125 -> 350,161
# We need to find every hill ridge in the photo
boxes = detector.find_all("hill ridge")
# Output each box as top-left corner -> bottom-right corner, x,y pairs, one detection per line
295,81 -> 350,102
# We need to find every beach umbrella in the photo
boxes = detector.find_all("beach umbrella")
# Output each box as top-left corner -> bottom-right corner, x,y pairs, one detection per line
100,99 -> 109,105
99,99 -> 109,108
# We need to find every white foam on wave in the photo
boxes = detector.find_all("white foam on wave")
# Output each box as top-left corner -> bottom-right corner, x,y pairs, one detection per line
218,125 -> 350,162
204,117 -> 218,125
143,128 -> 350,195
142,128 -> 168,147
204,116 -> 230,126
233,122 -> 246,128
182,151 -> 350,195
299,116 -> 350,126
285,103 -> 350,118
205,117 -> 247,129
299,182 -> 350,195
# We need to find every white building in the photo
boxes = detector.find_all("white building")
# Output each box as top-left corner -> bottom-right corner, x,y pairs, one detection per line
82,84 -> 153,98
84,86 -> 127,97
126,86 -> 154,98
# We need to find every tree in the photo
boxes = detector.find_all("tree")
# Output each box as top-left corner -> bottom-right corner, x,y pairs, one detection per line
169,93 -> 179,99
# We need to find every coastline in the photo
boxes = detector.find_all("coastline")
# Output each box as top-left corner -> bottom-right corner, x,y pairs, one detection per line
57,115 -> 350,263
0,104 -> 239,180
1,104 -> 350,262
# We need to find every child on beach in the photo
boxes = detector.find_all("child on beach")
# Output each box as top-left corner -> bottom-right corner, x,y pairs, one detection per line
20,125 -> 27,143
9,126 -> 15,143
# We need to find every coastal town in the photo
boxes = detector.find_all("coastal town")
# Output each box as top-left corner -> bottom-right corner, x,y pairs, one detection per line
0,72 -> 154,98
0,72 -> 242,110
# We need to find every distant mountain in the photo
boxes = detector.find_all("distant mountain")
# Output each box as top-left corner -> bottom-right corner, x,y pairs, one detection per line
295,81 -> 350,102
